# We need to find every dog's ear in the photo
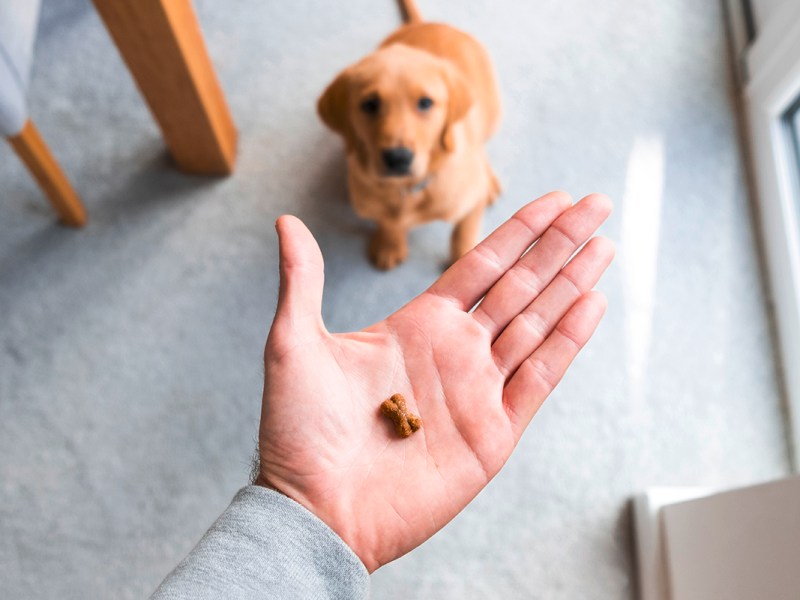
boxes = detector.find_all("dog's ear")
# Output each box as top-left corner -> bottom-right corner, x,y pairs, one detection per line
440,64 -> 473,152
318,69 -> 358,152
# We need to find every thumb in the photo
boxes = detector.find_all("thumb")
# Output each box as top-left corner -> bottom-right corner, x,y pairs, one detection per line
273,215 -> 326,339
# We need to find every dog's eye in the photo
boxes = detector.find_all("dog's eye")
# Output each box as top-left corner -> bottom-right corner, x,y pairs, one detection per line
417,96 -> 434,111
360,97 -> 381,115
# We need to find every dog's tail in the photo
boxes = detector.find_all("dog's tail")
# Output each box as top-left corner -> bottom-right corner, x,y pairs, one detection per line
398,0 -> 423,24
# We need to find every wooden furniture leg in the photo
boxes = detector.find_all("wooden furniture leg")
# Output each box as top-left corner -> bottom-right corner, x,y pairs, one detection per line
8,120 -> 87,227
92,0 -> 237,175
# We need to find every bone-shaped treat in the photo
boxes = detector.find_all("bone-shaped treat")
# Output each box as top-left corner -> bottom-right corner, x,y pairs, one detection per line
380,393 -> 422,438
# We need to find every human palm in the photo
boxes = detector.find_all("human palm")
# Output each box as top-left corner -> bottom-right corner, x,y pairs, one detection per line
257,191 -> 613,572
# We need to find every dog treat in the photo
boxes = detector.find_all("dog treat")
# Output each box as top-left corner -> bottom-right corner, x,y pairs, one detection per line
380,393 -> 422,438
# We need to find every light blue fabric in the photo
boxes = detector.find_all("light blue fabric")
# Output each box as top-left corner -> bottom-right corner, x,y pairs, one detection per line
150,486 -> 371,600
0,0 -> 41,136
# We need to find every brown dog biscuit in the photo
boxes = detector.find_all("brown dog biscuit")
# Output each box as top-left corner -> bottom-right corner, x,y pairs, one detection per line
380,393 -> 422,438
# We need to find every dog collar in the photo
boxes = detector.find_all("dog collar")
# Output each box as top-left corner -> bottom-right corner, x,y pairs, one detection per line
407,176 -> 433,195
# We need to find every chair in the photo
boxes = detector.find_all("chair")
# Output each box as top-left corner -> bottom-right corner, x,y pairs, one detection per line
3,0 -> 238,228
1,0 -> 87,226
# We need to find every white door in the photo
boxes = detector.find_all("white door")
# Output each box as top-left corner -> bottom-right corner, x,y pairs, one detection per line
740,0 -> 800,465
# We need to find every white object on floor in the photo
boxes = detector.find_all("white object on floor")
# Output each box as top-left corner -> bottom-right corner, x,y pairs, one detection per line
633,487 -> 712,600
634,477 -> 800,600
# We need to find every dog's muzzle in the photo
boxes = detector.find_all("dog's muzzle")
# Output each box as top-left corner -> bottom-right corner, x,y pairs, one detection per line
381,147 -> 414,176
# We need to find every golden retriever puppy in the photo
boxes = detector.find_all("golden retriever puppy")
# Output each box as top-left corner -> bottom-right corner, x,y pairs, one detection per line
318,0 -> 501,269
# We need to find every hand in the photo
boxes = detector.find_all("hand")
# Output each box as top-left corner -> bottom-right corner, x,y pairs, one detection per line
256,191 -> 614,572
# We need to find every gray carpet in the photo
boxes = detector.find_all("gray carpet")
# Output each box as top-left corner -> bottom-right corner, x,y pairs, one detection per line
0,0 -> 791,598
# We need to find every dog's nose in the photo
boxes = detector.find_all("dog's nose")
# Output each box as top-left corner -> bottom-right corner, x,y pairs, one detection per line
381,147 -> 414,175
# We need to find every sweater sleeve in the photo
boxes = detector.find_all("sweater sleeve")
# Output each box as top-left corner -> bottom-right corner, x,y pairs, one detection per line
150,486 -> 370,600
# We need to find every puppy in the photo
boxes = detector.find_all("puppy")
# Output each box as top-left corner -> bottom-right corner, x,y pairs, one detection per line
318,0 -> 501,269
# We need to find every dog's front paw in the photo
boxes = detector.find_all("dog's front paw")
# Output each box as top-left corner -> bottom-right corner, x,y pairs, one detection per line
369,230 -> 408,270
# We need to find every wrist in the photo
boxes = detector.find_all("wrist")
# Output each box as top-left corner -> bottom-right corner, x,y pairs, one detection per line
253,472 -> 285,496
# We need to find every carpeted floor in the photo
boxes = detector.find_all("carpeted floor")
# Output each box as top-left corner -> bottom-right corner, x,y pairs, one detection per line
0,0 -> 791,598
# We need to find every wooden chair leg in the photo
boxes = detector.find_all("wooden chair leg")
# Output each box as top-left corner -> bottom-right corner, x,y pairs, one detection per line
8,120 -> 87,227
92,0 -> 238,176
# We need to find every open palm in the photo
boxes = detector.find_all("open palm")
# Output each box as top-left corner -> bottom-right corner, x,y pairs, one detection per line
256,191 -> 613,572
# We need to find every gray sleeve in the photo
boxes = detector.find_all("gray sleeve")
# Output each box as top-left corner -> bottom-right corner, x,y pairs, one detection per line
150,485 -> 370,600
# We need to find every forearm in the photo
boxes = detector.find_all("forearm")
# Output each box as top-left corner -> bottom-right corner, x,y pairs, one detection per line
151,486 -> 370,600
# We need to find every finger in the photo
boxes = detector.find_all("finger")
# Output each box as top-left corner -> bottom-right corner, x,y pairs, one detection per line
472,193 -> 611,341
426,191 -> 573,310
502,291 -> 607,440
492,237 -> 614,378
273,215 -> 326,338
